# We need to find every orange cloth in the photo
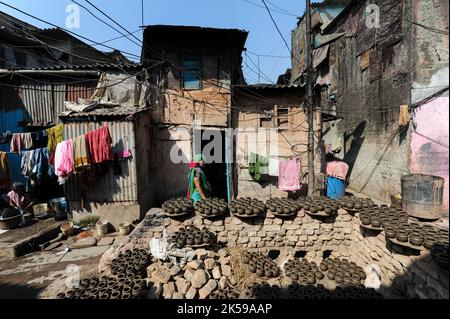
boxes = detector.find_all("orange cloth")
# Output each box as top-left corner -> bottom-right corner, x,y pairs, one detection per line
326,161 -> 349,180
399,105 -> 409,126
0,152 -> 11,189
84,124 -> 112,164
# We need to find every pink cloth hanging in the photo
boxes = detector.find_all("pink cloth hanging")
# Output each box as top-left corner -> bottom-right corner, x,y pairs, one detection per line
278,157 -> 302,191
326,161 -> 349,180
54,139 -> 74,178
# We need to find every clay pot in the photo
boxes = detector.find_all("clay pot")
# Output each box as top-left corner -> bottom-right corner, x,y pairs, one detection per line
371,219 -> 381,228
396,231 -> 409,242
315,271 -> 324,280
361,216 -> 371,225
385,228 -> 396,238
409,235 -> 424,246
320,262 -> 328,272
424,238 -> 436,250
256,268 -> 264,277
327,272 -> 336,280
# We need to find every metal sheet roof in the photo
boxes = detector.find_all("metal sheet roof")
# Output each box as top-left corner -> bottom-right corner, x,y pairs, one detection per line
30,62 -> 142,71
237,84 -> 301,90
59,107 -> 150,119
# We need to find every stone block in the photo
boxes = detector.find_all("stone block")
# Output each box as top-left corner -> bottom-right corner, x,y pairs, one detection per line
199,279 -> 218,299
249,236 -> 261,242
175,277 -> 191,295
191,269 -> 208,288
273,219 -> 283,225
219,276 -> 228,289
151,266 -> 171,284
204,258 -> 216,270
162,281 -> 175,299
172,292 -> 184,299
238,237 -> 249,244
187,260 -> 204,270
257,231 -> 267,237
221,264 -> 232,277
185,286 -> 197,299
219,256 -> 231,265
213,220 -> 224,226
212,266 -> 222,279
169,265 -> 182,276
263,225 -> 281,232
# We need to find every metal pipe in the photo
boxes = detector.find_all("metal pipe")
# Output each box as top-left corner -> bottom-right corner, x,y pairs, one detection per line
305,0 -> 315,196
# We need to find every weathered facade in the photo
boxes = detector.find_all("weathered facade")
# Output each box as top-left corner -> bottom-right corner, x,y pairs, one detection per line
142,25 -> 248,203
233,84 -> 322,199
291,0 -> 449,211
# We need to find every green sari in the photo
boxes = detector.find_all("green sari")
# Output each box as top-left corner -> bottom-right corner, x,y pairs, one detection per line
187,167 -> 211,204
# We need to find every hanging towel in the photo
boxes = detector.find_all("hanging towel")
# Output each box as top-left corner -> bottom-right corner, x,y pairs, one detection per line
399,104 -> 409,126
10,133 -> 22,153
269,157 -> 279,176
278,157 -> 302,191
73,135 -> 90,170
46,124 -> 64,152
32,148 -> 54,180
259,155 -> 269,175
0,152 -> 11,189
248,152 -> 260,181
326,160 -> 349,180
85,124 -> 112,164
21,133 -> 33,150
54,140 -> 74,184
0,133 -> 12,144
21,150 -> 35,178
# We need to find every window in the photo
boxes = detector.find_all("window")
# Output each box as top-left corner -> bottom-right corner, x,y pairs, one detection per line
182,57 -> 201,90
260,111 -> 274,128
276,106 -> 289,129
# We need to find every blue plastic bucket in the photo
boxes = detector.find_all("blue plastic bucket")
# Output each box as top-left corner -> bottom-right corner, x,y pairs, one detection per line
326,176 -> 345,199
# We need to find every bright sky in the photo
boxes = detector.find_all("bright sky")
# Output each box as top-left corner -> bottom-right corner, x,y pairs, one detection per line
0,0 -> 307,84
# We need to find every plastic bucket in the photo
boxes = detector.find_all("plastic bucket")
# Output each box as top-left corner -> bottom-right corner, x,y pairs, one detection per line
96,220 -> 109,236
326,176 -> 345,200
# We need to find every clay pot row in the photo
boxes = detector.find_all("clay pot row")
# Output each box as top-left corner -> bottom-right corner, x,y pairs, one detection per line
162,198 -> 194,215
338,197 -> 375,210
243,283 -> 383,299
170,225 -> 215,248
58,275 -> 146,299
209,287 -> 239,299
195,198 -> 228,216
244,252 -> 280,278
321,258 -> 366,286
266,198 -> 301,215
284,259 -> 324,283
385,223 -> 449,248
229,198 -> 266,209
432,243 -> 449,270
111,249 -> 150,277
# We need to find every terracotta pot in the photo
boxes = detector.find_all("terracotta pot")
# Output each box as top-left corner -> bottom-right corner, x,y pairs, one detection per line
385,228 -> 396,238
396,231 -> 409,242
371,219 -> 381,228
409,235 -> 424,246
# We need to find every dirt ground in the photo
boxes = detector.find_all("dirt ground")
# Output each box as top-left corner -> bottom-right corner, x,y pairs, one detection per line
0,245 -> 108,299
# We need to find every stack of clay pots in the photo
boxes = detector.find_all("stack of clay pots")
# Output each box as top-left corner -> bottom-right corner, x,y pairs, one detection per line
209,287 -> 239,299
338,196 -> 375,211
266,198 -> 301,217
57,248 -> 149,299
242,283 -> 283,299
284,258 -> 324,285
162,197 -> 194,217
243,252 -> 280,278
284,283 -> 382,299
359,206 -> 408,231
169,225 -> 215,248
194,198 -> 228,218
320,258 -> 366,287
228,198 -> 266,217
298,195 -> 339,215
110,248 -> 150,277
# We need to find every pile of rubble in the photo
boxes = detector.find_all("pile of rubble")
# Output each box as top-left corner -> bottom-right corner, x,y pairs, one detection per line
146,248 -> 238,299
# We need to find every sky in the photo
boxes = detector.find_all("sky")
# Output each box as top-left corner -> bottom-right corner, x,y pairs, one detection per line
0,0 -> 308,84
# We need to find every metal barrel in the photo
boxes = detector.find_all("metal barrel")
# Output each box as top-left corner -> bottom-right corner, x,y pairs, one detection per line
401,174 -> 444,220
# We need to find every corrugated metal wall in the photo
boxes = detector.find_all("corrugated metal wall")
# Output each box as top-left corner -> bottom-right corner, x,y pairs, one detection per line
18,80 -> 55,124
66,81 -> 97,102
53,83 -> 67,123
63,120 -> 138,203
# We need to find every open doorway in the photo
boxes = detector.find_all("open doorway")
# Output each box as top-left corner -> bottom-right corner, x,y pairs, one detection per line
194,129 -> 228,200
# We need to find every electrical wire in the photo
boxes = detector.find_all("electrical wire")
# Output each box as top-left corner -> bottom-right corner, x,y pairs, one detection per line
242,0 -> 299,17
0,1 -> 141,58
403,18 -> 449,35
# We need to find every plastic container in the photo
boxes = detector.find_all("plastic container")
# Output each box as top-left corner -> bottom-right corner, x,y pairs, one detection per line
96,220 -> 109,236
60,222 -> 74,236
326,176 -> 345,200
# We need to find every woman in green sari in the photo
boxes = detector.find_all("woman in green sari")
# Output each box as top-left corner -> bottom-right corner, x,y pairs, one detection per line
187,154 -> 211,204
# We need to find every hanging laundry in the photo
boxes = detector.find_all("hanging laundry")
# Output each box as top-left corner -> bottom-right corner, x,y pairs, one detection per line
10,133 -> 22,153
278,157 -> 302,191
116,149 -> 132,159
0,152 -> 11,189
399,104 -> 409,127
248,152 -> 260,181
73,135 -> 90,170
85,124 -> 112,164
32,148 -> 54,180
46,124 -> 64,152
0,132 -> 12,144
21,133 -> 33,150
259,155 -> 269,175
31,131 -> 48,149
54,139 -> 74,184
21,150 -> 35,178
269,157 -> 279,176
326,160 -> 349,181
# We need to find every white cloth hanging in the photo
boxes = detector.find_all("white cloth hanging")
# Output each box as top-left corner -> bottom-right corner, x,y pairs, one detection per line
269,157 -> 279,176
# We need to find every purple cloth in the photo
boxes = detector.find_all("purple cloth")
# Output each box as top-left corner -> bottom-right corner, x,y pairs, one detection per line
278,157 -> 302,191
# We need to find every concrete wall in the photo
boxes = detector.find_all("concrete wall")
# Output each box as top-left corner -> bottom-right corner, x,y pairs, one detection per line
316,0 -> 413,202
